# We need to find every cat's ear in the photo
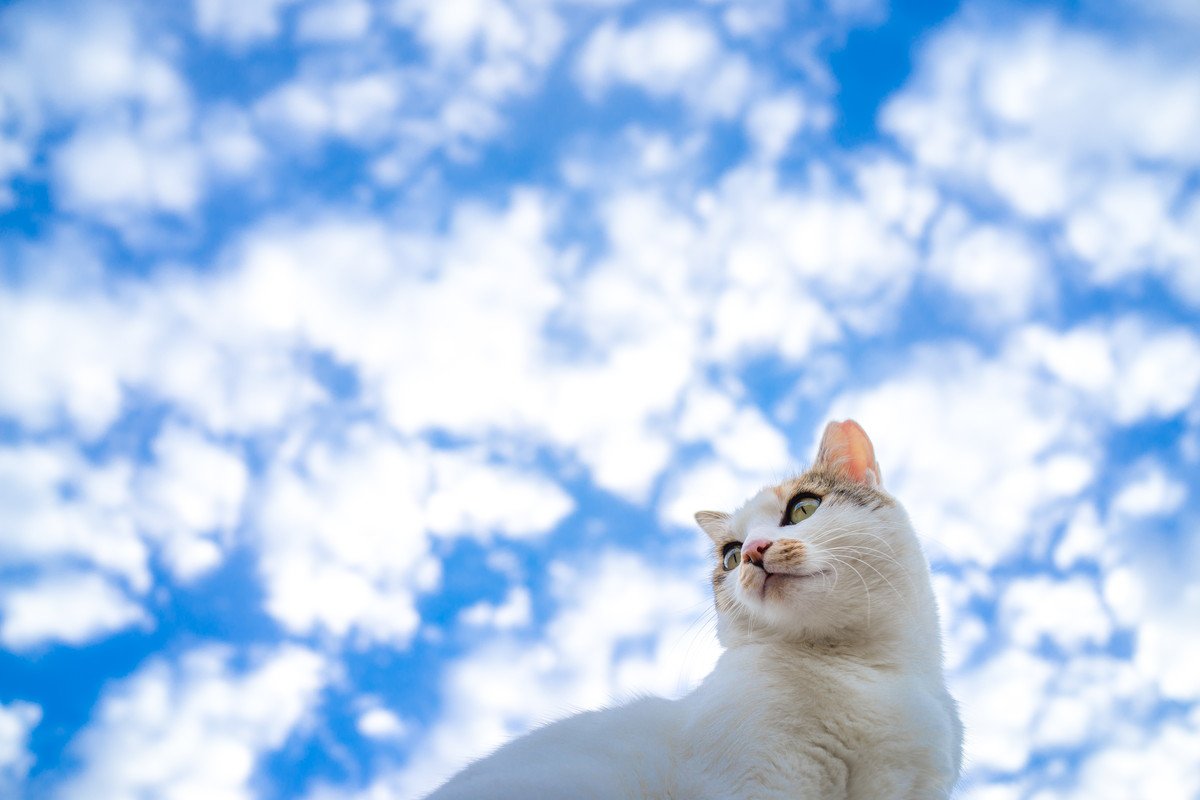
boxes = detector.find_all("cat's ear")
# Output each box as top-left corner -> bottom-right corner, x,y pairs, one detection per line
815,419 -> 882,488
694,510 -> 732,543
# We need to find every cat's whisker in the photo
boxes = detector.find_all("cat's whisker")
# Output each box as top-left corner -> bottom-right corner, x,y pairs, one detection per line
827,555 -> 872,627
820,544 -> 909,578
829,552 -> 916,618
811,527 -> 898,554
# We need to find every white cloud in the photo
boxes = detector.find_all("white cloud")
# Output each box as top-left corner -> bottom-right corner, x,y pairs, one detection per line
853,156 -> 940,240
295,0 -> 371,42
745,91 -> 818,160
1063,172 -> 1200,302
703,165 -> 921,339
959,785 -> 1024,800
394,0 -> 559,62
1094,505 -> 1200,701
356,707 -> 406,740
677,386 -> 791,474
954,649 -> 1055,773
1054,504 -> 1105,569
0,441 -> 149,591
210,194 -> 701,501
0,189 -> 698,506
0,572 -> 149,651
1016,318 -> 1200,424
576,14 -> 754,117
886,18 -> 1200,183
884,15 -> 1200,305
254,427 -> 572,645
1071,714 -> 1200,799
1133,581 -> 1200,701
255,73 -> 404,145
58,644 -> 326,800
317,0 -> 565,175
0,3 -> 223,226
0,260 -> 137,437
200,106 -> 266,177
54,124 -> 203,217
0,4 -> 186,131
659,457 -> 766,532
0,249 -> 329,438
926,206 -> 1049,322
459,586 -> 532,630
136,424 -> 250,582
1109,463 -> 1187,519
1000,575 -> 1112,650
194,0 -> 296,47
1030,655 -> 1142,752
422,452 -> 574,540
0,701 -> 41,793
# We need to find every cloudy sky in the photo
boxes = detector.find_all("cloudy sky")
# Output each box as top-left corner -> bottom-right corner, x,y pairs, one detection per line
2,0 -> 1199,797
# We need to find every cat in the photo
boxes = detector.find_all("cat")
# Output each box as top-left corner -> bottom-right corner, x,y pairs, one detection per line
424,419 -> 963,799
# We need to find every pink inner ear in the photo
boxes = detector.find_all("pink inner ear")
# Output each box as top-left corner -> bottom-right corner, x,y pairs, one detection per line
816,419 -> 881,486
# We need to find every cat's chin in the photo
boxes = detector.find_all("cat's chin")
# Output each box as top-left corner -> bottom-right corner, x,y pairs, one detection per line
745,568 -> 831,604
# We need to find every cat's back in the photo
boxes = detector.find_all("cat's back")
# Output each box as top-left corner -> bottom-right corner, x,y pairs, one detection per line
425,695 -> 686,800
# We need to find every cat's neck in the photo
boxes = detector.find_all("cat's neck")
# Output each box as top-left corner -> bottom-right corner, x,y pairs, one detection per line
719,612 -> 944,675
726,629 -> 895,670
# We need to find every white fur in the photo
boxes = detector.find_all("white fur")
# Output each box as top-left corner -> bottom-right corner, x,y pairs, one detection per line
425,477 -> 962,799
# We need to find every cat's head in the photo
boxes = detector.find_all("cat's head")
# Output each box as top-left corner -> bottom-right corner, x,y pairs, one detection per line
695,419 -> 935,648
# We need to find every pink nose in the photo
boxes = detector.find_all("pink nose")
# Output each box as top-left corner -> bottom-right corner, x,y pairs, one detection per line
742,538 -> 772,566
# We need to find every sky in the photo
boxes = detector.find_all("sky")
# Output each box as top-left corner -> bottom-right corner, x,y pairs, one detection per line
1,0 -> 1199,797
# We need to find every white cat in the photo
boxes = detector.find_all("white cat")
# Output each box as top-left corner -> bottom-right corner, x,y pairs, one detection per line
425,420 -> 962,799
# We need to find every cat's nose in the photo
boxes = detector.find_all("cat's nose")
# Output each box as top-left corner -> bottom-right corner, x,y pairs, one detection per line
742,538 -> 772,566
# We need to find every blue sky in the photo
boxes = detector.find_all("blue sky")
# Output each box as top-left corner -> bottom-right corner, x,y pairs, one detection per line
2,0 -> 1199,797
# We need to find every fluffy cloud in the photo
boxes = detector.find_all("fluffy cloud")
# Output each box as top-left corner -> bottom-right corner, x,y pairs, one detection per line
885,17 -> 1200,192
0,4 -> 187,166
0,440 -> 148,590
254,427 -> 572,645
0,2 -> 220,225
136,424 -> 250,582
1015,318 -> 1200,424
458,586 -> 533,631
1071,712 -> 1200,799
54,124 -> 203,218
295,0 -> 371,43
925,207 -> 1050,323
194,0 -> 296,47
256,0 -> 567,180
394,0 -> 562,64
58,644 -> 326,799
0,572 -> 149,651
1000,575 -> 1112,650
0,701 -> 41,793
883,15 -> 1200,305
576,14 -> 753,117
254,73 -> 405,145
955,649 -> 1056,773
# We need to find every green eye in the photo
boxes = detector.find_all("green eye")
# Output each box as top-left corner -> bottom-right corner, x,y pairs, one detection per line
787,495 -> 821,524
722,542 -> 742,571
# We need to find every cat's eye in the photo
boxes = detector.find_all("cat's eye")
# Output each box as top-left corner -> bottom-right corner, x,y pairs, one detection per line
784,494 -> 821,525
721,542 -> 742,571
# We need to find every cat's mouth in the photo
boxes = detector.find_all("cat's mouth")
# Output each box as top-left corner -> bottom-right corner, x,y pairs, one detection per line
753,567 -> 830,600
